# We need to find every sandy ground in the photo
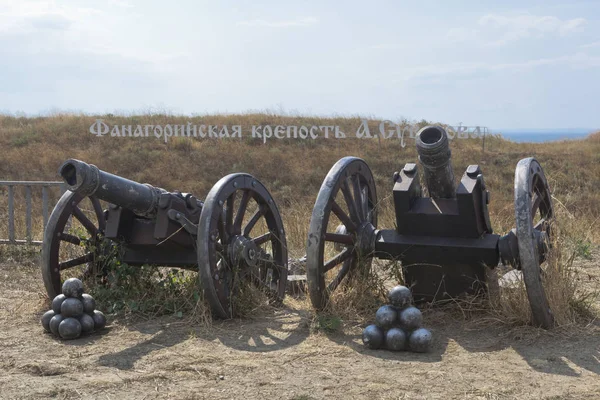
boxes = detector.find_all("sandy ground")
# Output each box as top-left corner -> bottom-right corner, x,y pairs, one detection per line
1,255 -> 599,400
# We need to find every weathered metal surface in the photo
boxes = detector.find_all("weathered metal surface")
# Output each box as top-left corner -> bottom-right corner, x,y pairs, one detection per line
59,159 -> 166,218
306,125 -> 556,328
43,159 -> 288,319
415,126 -> 456,199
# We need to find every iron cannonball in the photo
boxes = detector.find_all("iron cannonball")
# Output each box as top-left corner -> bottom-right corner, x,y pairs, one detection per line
408,328 -> 433,353
399,306 -> 423,331
62,278 -> 84,298
52,294 -> 66,314
92,310 -> 107,330
81,294 -> 96,314
388,285 -> 413,308
58,317 -> 82,340
49,314 -> 64,336
375,305 -> 398,330
385,327 -> 407,351
41,310 -> 56,332
79,313 -> 95,333
362,324 -> 384,350
61,298 -> 84,318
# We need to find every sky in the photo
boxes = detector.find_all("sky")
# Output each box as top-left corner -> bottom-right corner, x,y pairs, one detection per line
0,0 -> 599,129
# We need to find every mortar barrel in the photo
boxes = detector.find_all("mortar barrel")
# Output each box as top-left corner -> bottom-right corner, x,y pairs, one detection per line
415,126 -> 456,199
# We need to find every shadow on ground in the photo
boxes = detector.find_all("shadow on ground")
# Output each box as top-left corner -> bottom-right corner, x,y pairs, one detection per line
96,306 -> 311,370
324,315 -> 600,376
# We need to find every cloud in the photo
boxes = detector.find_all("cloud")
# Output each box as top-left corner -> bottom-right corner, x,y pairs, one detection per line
447,13 -> 586,46
580,41 -> 600,49
238,17 -> 318,28
396,52 -> 600,84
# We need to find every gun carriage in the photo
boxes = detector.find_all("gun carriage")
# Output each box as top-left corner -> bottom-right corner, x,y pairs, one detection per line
306,126 -> 555,328
42,159 -> 287,318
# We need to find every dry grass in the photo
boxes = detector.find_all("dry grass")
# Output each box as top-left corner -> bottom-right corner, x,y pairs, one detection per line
1,113 -> 599,330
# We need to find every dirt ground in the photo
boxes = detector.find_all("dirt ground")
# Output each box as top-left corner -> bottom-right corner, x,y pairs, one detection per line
1,255 -> 599,400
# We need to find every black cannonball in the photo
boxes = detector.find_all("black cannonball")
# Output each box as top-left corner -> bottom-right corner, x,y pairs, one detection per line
375,305 -> 398,330
61,297 -> 84,318
52,294 -> 66,314
49,314 -> 64,336
92,310 -> 107,330
41,310 -> 56,332
385,327 -> 407,351
79,313 -> 95,333
81,294 -> 96,314
62,278 -> 84,298
388,285 -> 412,308
58,317 -> 82,340
362,324 -> 384,349
408,328 -> 433,353
399,306 -> 423,331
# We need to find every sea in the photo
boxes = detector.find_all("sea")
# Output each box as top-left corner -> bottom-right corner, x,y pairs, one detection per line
495,129 -> 595,143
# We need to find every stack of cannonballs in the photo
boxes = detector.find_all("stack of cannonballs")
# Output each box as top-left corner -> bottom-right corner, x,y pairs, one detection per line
362,285 -> 432,353
41,278 -> 107,340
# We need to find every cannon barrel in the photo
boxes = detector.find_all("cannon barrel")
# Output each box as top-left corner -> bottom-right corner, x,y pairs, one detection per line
59,159 -> 165,217
415,126 -> 456,199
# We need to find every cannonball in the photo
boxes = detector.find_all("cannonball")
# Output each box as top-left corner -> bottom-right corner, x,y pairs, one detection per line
62,278 -> 84,298
408,328 -> 433,353
61,297 -> 84,318
362,324 -> 384,350
385,327 -> 407,351
399,306 -> 423,331
41,310 -> 56,332
81,293 -> 96,314
52,294 -> 66,314
92,310 -> 107,330
375,305 -> 398,330
49,314 -> 64,336
388,285 -> 412,308
58,317 -> 82,340
79,313 -> 95,333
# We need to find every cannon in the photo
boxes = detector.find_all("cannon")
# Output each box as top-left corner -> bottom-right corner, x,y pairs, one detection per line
41,159 -> 287,318
306,126 -> 555,328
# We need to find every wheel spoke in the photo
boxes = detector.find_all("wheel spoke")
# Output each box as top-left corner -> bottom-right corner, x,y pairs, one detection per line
225,195 -> 234,235
253,232 -> 272,246
351,175 -> 365,222
331,201 -> 357,232
233,190 -> 251,234
72,206 -> 98,235
327,259 -> 351,292
531,193 -> 541,216
340,179 -> 360,222
59,232 -> 81,245
91,197 -> 105,231
59,253 -> 94,270
243,206 -> 265,236
324,248 -> 352,272
324,232 -> 354,245
361,185 -> 370,222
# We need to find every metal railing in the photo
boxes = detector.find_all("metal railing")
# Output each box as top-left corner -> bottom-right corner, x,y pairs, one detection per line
0,181 -> 66,245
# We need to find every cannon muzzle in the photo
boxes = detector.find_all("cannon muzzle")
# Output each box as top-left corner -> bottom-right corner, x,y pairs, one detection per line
415,126 -> 456,199
59,159 -> 164,217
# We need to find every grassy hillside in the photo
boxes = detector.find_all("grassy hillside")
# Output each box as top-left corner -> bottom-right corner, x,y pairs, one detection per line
1,113 -> 599,327
1,113 -> 599,250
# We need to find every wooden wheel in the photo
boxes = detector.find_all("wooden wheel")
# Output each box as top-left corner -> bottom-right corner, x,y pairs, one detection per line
197,173 -> 287,319
306,157 -> 378,310
41,191 -> 107,299
514,157 -> 554,328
